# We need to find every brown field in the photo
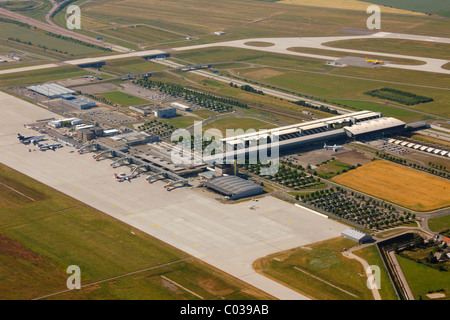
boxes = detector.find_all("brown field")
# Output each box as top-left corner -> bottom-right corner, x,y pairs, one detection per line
332,160 -> 450,212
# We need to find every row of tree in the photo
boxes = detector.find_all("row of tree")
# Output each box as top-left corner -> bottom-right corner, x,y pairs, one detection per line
365,88 -> 433,105
135,79 -> 248,111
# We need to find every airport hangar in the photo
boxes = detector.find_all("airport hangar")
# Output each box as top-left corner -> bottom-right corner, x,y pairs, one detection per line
203,110 -> 406,163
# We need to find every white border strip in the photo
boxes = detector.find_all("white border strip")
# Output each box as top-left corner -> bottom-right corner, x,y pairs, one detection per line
295,203 -> 328,219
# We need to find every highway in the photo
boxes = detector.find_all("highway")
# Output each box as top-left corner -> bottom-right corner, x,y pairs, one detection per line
0,7 -> 130,53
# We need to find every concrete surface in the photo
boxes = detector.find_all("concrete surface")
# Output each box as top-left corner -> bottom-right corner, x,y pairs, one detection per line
0,91 -> 351,300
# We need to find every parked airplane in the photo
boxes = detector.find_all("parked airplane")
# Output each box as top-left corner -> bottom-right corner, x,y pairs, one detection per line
248,205 -> 256,210
18,134 -> 45,144
114,172 -> 136,182
324,143 -> 344,152
38,143 -> 61,151
366,57 -> 384,64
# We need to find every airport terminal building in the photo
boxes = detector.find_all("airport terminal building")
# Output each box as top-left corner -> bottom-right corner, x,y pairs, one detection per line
203,111 -> 406,163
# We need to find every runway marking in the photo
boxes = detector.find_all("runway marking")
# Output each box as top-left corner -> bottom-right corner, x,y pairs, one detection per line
142,219 -> 146,221
0,181 -> 35,202
174,234 -> 178,237
32,257 -> 194,300
131,214 -> 136,217
161,275 -> 204,300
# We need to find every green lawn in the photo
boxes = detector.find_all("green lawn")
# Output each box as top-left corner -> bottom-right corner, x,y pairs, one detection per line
98,91 -> 150,107
0,66 -> 93,87
0,163 -> 272,300
428,215 -> 450,233
203,117 -> 274,135
325,99 -> 429,123
316,160 -> 355,179
396,254 -> 450,300
254,237 -> 374,300
353,245 -> 398,300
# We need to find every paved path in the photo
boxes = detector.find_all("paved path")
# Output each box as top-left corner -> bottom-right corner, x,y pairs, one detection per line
342,251 -> 382,300
0,7 -> 130,53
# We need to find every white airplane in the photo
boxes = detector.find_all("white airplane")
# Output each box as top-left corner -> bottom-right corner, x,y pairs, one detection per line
38,143 -> 61,151
18,134 -> 45,144
248,205 -> 256,210
324,143 -> 344,152
114,172 -> 137,182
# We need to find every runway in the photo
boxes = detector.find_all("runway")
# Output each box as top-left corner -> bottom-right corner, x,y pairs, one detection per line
0,32 -> 448,76
0,91 -> 349,300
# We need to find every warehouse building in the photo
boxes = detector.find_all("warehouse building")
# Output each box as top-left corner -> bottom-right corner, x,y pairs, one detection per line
201,175 -> 263,200
341,228 -> 373,244
65,97 -> 97,110
28,83 -> 75,99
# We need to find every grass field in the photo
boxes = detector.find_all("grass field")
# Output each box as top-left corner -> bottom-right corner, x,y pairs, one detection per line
353,245 -> 398,300
98,91 -> 150,107
324,39 -> 450,60
396,254 -> 450,300
332,160 -> 450,212
316,160 -> 356,179
103,58 -> 169,74
325,99 -> 430,123
0,21 -> 105,57
203,117 -> 274,134
428,215 -> 450,233
0,163 -> 272,300
76,0 -> 448,49
287,47 -> 426,65
0,66 -> 93,87
253,237 -> 375,300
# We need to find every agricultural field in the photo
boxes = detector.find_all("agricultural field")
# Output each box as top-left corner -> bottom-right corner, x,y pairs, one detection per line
363,0 -> 450,17
253,237 -> 375,300
0,163 -> 272,300
332,160 -> 450,212
277,0 -> 424,15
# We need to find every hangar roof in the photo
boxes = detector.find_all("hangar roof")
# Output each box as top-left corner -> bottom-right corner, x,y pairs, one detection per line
202,175 -> 263,197
344,117 -> 405,136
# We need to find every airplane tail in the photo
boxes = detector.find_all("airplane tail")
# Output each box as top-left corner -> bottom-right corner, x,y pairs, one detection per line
17,134 -> 24,140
